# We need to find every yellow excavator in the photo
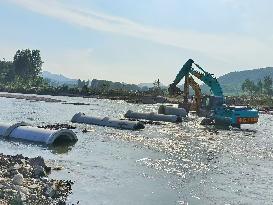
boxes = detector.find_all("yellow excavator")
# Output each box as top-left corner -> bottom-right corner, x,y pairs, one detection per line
183,76 -> 202,113
168,75 -> 202,113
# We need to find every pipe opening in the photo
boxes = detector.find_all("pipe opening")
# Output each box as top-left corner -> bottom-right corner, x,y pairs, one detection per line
48,129 -> 78,145
51,136 -> 77,147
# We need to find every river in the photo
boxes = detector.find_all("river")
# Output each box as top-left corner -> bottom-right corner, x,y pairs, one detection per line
0,93 -> 272,205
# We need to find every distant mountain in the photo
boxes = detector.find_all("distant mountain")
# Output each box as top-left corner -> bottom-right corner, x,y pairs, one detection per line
42,67 -> 273,95
218,67 -> 273,84
42,71 -> 77,85
201,67 -> 273,95
138,83 -> 153,88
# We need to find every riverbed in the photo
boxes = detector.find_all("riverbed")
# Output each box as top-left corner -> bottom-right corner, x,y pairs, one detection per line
0,92 -> 272,205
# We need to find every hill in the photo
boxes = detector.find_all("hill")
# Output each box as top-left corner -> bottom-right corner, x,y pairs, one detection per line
218,67 -> 273,84
42,71 -> 77,85
202,67 -> 273,95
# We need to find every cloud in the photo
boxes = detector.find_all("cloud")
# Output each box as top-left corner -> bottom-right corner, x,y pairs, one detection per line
7,0 -> 273,69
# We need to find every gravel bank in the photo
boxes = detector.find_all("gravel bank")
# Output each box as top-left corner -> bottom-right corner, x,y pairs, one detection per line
0,153 -> 73,204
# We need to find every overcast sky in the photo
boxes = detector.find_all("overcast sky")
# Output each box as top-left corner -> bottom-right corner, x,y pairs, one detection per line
0,0 -> 272,84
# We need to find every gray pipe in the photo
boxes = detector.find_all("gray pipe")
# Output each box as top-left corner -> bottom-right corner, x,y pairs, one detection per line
125,110 -> 182,123
71,113 -> 145,130
158,105 -> 187,117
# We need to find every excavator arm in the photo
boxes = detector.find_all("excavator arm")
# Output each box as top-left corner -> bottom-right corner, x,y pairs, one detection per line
169,59 -> 223,98
168,59 -> 223,112
168,59 -> 194,96
191,63 -> 223,97
172,59 -> 194,85
187,76 -> 201,112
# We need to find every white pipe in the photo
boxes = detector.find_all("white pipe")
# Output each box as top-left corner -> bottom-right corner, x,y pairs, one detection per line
71,113 -> 145,130
0,122 -> 77,145
0,122 -> 29,137
0,123 -> 12,137
9,126 -> 77,145
125,110 -> 182,123
158,105 -> 187,117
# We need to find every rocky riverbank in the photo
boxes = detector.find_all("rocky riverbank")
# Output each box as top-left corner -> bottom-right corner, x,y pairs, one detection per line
0,154 -> 73,205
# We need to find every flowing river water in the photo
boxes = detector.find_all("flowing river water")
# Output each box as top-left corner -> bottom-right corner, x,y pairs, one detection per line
0,93 -> 272,205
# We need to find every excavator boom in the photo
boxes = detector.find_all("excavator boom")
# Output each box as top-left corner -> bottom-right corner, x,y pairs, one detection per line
170,59 -> 223,97
191,63 -> 223,97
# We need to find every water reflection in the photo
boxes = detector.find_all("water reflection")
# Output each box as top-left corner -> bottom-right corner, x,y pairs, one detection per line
0,95 -> 272,204
49,142 -> 76,154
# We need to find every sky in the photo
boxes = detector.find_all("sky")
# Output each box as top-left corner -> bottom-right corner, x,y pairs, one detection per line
0,0 -> 272,84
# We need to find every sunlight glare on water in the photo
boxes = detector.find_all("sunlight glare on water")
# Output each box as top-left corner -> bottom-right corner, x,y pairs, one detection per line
0,93 -> 272,204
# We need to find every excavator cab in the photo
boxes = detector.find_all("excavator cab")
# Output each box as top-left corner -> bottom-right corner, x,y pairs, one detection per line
199,95 -> 222,117
200,95 -> 223,111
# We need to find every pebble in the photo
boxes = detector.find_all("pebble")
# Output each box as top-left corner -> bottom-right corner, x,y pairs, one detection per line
44,184 -> 56,198
12,173 -> 24,185
34,166 -> 46,178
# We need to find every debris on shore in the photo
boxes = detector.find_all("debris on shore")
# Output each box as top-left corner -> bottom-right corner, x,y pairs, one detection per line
38,124 -> 76,130
0,154 -> 73,205
0,93 -> 64,103
124,118 -> 163,125
62,102 -> 91,106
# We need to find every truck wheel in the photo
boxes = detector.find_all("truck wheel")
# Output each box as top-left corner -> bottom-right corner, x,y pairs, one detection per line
231,124 -> 241,129
200,118 -> 214,125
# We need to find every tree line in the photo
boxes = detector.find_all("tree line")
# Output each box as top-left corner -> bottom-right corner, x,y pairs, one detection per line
0,49 -> 43,82
241,76 -> 273,96
0,49 -> 48,93
0,49 -> 163,97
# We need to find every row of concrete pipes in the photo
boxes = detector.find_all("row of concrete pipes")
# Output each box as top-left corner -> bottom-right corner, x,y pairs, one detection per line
71,105 -> 187,130
0,105 -> 186,145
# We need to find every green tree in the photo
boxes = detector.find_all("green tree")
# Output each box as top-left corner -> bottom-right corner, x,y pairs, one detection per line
0,60 -> 15,82
81,84 -> 89,95
13,49 -> 43,79
152,79 -> 163,95
241,79 -> 258,96
77,79 -> 82,88
77,79 -> 88,88
257,79 -> 263,95
263,75 -> 273,95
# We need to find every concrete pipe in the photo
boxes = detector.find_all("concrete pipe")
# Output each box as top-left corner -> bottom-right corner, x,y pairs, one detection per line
158,105 -> 187,117
71,112 -> 145,130
0,122 -> 77,145
125,110 -> 182,123
9,126 -> 77,145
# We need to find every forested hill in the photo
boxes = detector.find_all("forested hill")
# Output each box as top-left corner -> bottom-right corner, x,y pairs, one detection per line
218,67 -> 273,84
202,67 -> 273,95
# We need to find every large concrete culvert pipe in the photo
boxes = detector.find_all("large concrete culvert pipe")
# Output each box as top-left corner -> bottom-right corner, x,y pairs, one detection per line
125,110 -> 182,123
0,122 -> 77,145
158,105 -> 187,117
71,112 -> 145,130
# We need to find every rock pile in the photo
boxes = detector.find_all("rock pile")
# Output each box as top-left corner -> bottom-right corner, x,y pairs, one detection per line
0,154 -> 73,204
